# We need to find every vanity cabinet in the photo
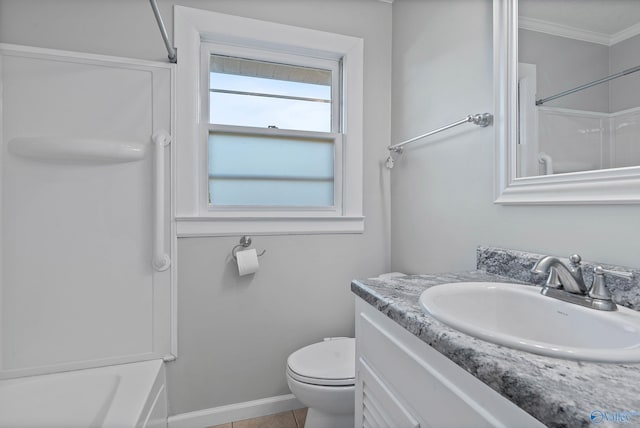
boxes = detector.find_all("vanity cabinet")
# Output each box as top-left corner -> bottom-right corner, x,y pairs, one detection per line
354,297 -> 545,428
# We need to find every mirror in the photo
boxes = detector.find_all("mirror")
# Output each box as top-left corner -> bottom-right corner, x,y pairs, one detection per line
494,0 -> 640,204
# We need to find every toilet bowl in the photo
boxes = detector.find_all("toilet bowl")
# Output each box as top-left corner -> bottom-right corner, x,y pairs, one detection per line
286,338 -> 355,428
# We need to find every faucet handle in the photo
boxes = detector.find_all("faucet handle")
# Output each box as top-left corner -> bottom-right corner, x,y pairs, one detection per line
597,266 -> 635,280
569,254 -> 582,266
588,266 -> 634,302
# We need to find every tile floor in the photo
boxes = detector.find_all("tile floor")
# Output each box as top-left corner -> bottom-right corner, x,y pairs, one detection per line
208,408 -> 307,428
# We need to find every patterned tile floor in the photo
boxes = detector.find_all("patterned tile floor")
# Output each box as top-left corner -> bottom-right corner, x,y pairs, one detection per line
209,408 -> 307,428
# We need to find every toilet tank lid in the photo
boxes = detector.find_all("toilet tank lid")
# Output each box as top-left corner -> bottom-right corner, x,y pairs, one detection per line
287,338 -> 355,381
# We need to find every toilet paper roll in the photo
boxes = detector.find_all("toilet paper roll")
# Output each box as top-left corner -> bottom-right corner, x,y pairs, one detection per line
236,248 -> 259,276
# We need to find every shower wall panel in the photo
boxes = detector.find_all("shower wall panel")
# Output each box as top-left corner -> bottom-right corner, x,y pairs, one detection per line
0,45 -> 173,379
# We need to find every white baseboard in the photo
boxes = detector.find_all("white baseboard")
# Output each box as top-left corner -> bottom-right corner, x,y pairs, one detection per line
167,394 -> 303,428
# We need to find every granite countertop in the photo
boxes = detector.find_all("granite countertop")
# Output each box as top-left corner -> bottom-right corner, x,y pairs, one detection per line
351,269 -> 640,428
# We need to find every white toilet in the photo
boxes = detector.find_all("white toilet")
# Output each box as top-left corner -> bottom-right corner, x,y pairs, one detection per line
286,338 -> 355,428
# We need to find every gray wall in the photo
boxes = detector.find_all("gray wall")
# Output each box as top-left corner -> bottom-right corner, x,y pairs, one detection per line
518,28 -> 640,113
610,33 -> 640,112
519,29 -> 610,112
0,0 -> 392,416
390,0 -> 640,275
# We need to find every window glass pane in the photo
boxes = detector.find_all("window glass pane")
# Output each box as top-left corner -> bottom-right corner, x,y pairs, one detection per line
210,55 -> 332,132
210,92 -> 331,132
208,132 -> 334,206
209,180 -> 334,206
211,73 -> 331,100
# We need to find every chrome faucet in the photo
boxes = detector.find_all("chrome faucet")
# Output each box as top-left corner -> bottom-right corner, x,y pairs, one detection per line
531,254 -> 634,311
531,254 -> 588,294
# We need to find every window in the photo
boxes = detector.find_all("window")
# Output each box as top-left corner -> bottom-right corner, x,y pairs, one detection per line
205,48 -> 340,208
175,7 -> 364,235
208,55 -> 334,132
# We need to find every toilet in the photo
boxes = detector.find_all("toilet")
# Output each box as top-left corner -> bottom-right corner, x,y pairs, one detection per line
286,338 -> 355,428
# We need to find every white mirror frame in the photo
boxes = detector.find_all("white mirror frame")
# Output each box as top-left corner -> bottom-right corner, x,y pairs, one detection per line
493,0 -> 640,205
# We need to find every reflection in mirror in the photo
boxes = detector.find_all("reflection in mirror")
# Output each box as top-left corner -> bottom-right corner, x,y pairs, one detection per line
517,0 -> 640,178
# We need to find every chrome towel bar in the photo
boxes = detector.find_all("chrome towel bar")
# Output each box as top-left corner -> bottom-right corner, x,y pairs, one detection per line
388,113 -> 493,153
386,113 -> 493,169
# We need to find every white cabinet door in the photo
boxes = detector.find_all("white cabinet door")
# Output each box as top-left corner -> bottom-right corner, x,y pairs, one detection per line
357,357 -> 420,428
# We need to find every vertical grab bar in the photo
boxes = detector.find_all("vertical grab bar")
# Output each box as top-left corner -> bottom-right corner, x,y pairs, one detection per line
152,130 -> 171,272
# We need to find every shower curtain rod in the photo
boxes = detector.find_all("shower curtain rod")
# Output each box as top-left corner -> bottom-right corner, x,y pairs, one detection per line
149,0 -> 177,63
536,64 -> 640,106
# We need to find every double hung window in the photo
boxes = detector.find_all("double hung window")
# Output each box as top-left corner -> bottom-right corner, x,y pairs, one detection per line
174,7 -> 364,235
204,46 -> 341,209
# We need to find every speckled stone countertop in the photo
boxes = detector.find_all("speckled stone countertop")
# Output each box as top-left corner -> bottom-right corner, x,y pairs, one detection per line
351,247 -> 640,428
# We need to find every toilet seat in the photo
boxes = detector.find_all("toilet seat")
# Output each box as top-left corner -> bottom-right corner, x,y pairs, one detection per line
286,338 -> 355,387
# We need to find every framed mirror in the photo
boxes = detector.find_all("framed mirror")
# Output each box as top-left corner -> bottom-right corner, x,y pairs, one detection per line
494,0 -> 640,204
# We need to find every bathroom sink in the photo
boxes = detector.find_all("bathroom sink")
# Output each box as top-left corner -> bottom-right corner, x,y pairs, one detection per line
419,282 -> 640,363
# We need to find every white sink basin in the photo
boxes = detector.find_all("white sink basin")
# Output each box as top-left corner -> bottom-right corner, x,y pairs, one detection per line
419,282 -> 640,363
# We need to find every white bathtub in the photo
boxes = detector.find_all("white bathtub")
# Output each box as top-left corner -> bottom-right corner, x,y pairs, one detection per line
0,359 -> 167,428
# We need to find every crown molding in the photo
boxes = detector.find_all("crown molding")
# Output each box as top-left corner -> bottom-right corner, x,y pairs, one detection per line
519,16 -> 609,45
611,21 -> 640,45
519,16 -> 640,46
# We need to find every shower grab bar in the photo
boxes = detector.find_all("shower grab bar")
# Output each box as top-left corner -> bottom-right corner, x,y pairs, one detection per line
149,0 -> 177,63
536,64 -> 640,106
152,130 -> 171,272
387,113 -> 493,153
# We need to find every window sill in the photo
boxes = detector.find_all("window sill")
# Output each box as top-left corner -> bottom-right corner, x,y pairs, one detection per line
175,216 -> 365,237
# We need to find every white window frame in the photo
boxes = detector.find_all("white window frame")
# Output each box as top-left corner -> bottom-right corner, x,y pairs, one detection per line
203,43 -> 342,213
174,6 -> 364,236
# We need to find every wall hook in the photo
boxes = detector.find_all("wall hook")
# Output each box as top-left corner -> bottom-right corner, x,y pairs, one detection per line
232,236 -> 266,261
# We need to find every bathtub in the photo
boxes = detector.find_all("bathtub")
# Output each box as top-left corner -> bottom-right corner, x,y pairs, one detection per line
0,359 -> 167,428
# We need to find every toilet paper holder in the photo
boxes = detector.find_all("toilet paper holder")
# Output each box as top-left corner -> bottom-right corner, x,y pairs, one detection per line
231,236 -> 266,261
